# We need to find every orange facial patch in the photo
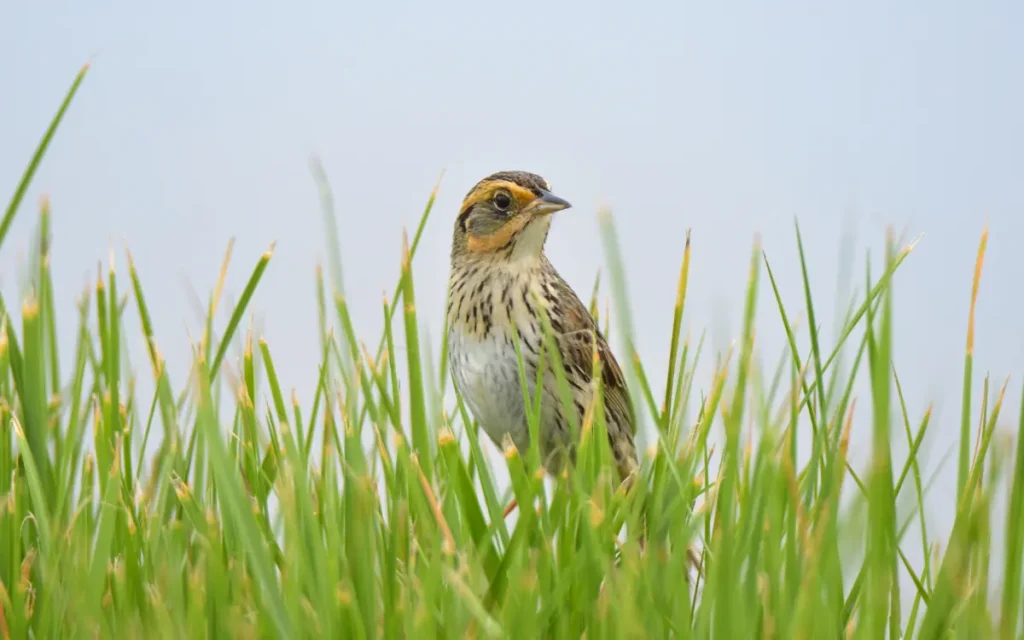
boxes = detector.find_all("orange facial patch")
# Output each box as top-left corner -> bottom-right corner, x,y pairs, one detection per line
466,214 -> 529,253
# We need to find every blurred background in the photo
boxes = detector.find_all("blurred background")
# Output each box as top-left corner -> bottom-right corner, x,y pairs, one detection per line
2,0 -> 1022,573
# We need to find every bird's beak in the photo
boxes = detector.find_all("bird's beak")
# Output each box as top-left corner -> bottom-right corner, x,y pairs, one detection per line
526,189 -> 572,217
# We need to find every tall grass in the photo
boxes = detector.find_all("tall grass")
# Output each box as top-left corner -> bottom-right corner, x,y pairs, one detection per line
1,66 -> 1021,639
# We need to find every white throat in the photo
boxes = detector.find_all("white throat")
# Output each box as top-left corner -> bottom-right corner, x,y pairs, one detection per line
509,215 -> 552,264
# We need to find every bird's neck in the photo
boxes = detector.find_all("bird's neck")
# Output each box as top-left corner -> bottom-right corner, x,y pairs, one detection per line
451,252 -> 546,282
508,215 -> 552,263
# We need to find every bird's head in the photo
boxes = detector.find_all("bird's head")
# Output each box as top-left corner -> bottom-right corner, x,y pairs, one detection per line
451,170 -> 571,263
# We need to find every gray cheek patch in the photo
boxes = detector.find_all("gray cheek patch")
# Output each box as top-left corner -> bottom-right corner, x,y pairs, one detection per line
468,210 -> 510,238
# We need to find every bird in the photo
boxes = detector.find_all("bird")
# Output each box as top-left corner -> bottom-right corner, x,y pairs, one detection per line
445,170 -> 640,505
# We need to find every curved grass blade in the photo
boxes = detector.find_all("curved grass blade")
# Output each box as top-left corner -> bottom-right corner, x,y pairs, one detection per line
2,64 -> 89,251
209,245 -> 274,381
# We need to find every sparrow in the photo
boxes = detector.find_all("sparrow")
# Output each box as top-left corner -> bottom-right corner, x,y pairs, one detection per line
446,171 -> 639,493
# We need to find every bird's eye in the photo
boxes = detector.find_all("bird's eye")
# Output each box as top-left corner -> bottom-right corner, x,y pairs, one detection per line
493,192 -> 512,211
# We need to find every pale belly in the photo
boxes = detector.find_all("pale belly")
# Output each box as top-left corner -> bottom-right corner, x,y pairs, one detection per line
448,328 -> 533,452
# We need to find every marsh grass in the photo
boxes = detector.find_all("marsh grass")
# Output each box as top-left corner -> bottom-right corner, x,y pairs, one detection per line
1,66 -> 1021,639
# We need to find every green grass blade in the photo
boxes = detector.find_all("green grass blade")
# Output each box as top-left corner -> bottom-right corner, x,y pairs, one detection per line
999,382 -> 1024,639
209,246 -> 274,381
2,64 -> 89,251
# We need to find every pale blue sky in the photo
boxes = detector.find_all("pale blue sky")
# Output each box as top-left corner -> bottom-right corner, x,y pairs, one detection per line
3,0 -> 1023,576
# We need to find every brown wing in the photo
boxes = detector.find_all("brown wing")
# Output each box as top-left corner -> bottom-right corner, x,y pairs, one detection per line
543,264 -> 638,478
